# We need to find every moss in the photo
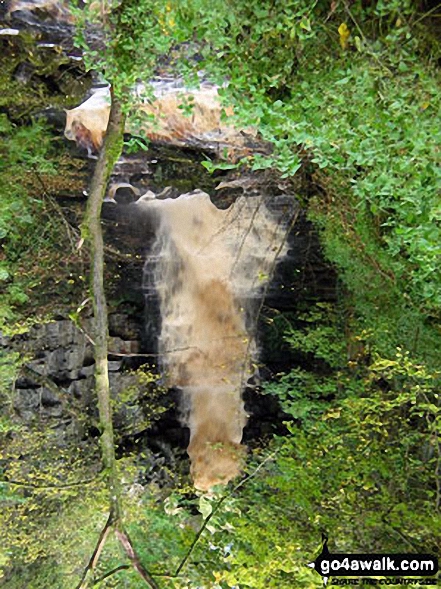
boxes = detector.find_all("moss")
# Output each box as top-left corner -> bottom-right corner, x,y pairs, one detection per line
0,34 -> 90,121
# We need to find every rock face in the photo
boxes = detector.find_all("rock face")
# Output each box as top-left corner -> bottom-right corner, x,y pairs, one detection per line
4,315 -> 143,428
6,0 -> 74,23
1,181 -> 336,489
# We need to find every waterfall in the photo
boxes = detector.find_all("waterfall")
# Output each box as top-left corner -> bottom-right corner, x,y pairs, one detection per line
137,190 -> 294,490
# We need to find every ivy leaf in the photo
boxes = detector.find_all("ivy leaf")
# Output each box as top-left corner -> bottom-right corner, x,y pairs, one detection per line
198,496 -> 213,519
300,18 -> 311,32
0,267 -> 10,282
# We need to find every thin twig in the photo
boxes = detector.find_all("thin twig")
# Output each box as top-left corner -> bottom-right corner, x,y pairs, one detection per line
115,527 -> 160,589
380,501 -> 421,552
92,564 -> 130,586
343,1 -> 367,43
343,1 -> 393,75
74,321 -> 96,346
381,516 -> 421,552
19,365 -> 83,419
103,244 -> 137,261
75,512 -> 114,589
2,475 -> 102,490
412,3 -> 441,26
108,339 -> 244,359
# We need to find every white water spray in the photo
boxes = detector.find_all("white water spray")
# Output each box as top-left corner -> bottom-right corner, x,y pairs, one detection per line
138,190 -> 293,490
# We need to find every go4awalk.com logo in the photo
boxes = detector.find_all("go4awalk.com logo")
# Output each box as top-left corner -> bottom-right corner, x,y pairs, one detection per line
307,535 -> 438,586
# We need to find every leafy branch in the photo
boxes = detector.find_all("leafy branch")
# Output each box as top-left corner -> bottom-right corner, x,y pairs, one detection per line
152,450 -> 279,580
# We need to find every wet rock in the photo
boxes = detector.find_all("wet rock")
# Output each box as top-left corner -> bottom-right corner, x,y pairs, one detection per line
27,357 -> 47,375
108,337 -> 140,356
26,320 -> 84,350
0,331 -> 11,348
79,363 -> 95,378
0,28 -> 21,36
14,375 -> 41,388
14,386 -> 64,420
107,183 -> 140,205
108,360 -> 123,372
108,313 -> 140,340
40,386 -> 61,407
14,61 -> 35,84
13,388 -> 41,420
7,0 -> 74,24
6,310 -> 145,431
109,372 -> 148,435
45,345 -> 86,379
68,377 -> 94,404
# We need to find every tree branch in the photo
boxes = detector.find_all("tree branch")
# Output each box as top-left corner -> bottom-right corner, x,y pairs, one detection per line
20,365 -> 83,419
75,90 -> 127,589
173,450 -> 278,577
75,512 -> 114,589
2,476 -> 101,490
75,86 -> 162,589
115,527 -> 160,589
92,564 -> 130,586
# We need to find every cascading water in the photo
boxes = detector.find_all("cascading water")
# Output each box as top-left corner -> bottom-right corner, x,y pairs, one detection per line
137,189 -> 296,490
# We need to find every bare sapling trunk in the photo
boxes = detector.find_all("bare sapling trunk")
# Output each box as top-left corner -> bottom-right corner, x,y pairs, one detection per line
76,92 -> 159,589
83,89 -> 125,521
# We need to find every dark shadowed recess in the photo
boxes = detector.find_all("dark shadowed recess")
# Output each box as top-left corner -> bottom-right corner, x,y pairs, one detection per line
100,148 -> 338,468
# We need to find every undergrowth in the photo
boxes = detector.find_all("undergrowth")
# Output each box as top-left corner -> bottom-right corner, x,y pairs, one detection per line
0,113 -> 87,330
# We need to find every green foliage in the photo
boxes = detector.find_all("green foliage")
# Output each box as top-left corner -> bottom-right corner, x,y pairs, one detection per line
0,114 -> 52,323
263,304 -> 440,559
77,0 -> 441,322
16,298 -> 430,588
0,421 -> 104,584
2,2 -> 436,588
0,115 -> 54,254
283,303 -> 347,369
160,0 -> 441,370
300,49 -> 441,315
74,0 -> 185,94
124,135 -> 149,154
0,114 -> 87,328
113,367 -> 169,438
192,302 -> 437,587
212,16 -> 441,317
0,351 -> 23,438
0,33 -> 86,121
